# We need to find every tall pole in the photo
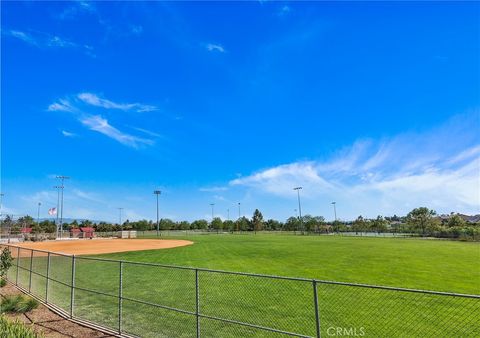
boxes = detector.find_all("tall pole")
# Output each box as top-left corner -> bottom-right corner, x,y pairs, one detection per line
118,208 -> 123,231
56,175 -> 70,238
294,187 -> 303,233
238,202 -> 241,219
54,186 -> 62,239
37,202 -> 41,226
154,190 -> 161,237
331,202 -> 337,221
227,209 -> 230,221
210,203 -> 215,221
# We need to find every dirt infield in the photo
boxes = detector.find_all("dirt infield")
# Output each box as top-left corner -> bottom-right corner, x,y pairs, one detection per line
13,239 -> 193,255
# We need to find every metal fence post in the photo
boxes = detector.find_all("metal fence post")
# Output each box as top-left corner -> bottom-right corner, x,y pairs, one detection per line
70,255 -> 76,318
313,280 -> 321,338
15,247 -> 20,285
195,269 -> 200,338
28,250 -> 33,292
45,252 -> 51,303
118,261 -> 123,334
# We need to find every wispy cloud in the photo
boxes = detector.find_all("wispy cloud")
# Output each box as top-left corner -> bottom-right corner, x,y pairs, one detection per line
48,93 -> 160,148
61,130 -> 76,137
206,43 -> 225,53
230,112 -> 480,216
78,93 -> 157,112
277,5 -> 291,16
4,29 -> 95,57
80,115 -> 153,148
199,186 -> 229,192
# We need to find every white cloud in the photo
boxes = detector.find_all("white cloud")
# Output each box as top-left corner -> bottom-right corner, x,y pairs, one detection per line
78,93 -> 157,112
199,186 -> 229,192
4,29 -> 94,57
80,115 -> 153,148
206,43 -> 225,53
48,93 -> 160,148
230,113 -> 480,216
61,130 -> 76,137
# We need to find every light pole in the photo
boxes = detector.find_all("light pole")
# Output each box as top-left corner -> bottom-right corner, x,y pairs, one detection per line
56,175 -> 70,237
210,203 -> 215,221
37,202 -> 41,226
54,186 -> 62,238
227,209 -> 230,221
331,201 -> 337,234
293,187 -> 303,233
118,208 -> 124,231
154,190 -> 161,237
331,202 -> 337,221
238,202 -> 241,219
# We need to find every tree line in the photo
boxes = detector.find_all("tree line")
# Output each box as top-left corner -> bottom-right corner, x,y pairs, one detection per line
1,207 -> 479,241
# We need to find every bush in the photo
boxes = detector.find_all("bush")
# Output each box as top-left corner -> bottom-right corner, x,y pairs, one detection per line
0,295 -> 39,314
0,278 -> 6,287
0,315 -> 43,338
0,248 -> 13,280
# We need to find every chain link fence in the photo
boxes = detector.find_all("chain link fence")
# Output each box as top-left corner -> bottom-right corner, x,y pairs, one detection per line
1,243 -> 479,337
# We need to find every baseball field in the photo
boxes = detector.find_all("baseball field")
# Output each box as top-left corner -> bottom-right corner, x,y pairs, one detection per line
6,234 -> 480,337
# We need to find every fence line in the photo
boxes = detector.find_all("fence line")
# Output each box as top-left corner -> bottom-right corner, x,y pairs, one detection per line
1,243 -> 479,338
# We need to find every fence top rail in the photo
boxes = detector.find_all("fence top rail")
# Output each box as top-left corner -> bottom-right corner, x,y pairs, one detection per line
2,243 -> 479,299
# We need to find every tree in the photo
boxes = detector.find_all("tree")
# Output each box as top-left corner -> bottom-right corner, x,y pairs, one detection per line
352,216 -> 366,234
264,219 -> 282,231
406,207 -> 436,236
372,215 -> 388,233
211,217 -> 223,232
223,220 -> 235,232
447,214 -> 466,228
235,217 -> 250,231
191,219 -> 208,230
252,209 -> 264,233
285,217 -> 300,231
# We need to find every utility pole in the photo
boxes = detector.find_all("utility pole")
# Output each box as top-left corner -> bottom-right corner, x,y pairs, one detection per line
56,175 -> 70,237
154,190 -> 161,237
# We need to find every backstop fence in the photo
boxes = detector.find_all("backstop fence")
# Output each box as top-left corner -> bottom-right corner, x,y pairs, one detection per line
1,244 -> 479,337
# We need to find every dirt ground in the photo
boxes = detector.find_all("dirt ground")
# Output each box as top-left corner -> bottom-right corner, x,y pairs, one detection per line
13,238 -> 193,255
1,283 -> 115,337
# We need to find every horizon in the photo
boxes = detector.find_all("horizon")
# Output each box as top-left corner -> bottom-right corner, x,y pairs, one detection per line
2,1 -> 479,223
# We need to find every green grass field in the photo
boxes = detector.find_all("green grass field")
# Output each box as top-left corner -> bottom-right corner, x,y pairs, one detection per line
5,234 -> 480,337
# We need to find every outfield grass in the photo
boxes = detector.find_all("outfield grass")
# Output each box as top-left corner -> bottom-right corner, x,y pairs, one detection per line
104,234 -> 480,294
5,234 -> 480,337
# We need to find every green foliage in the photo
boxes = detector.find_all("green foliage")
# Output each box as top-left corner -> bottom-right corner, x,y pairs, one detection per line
0,315 -> 43,338
447,214 -> 467,227
0,248 -> 13,281
210,217 -> 223,231
406,207 -> 437,235
251,209 -> 264,232
0,279 -> 6,287
0,295 -> 39,314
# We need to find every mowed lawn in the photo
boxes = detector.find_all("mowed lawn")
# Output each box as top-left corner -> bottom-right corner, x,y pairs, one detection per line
101,234 -> 480,294
8,234 -> 480,337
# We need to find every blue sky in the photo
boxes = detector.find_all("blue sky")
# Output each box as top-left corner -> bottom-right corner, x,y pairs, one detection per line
1,1 -> 479,222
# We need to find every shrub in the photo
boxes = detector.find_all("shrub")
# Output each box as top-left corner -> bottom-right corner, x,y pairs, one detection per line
0,315 -> 43,338
0,248 -> 13,281
0,295 -> 39,314
0,279 -> 6,288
